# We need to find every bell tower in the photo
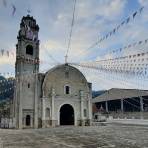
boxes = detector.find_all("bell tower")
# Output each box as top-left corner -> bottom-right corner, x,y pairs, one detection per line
14,15 -> 40,129
16,15 -> 39,75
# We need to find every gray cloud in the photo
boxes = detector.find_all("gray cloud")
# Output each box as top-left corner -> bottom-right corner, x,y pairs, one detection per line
0,0 -> 147,90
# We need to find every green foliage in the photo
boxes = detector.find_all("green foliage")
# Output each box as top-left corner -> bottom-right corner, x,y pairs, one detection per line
0,76 -> 14,101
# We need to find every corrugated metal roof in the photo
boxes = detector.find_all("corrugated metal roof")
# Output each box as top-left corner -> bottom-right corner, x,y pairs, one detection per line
92,88 -> 148,103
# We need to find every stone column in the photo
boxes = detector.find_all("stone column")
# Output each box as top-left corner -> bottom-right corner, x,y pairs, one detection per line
34,72 -> 38,128
140,97 -> 144,112
87,94 -> 92,126
13,78 -> 17,120
121,99 -> 124,119
121,99 -> 124,112
105,101 -> 108,112
42,98 -> 46,128
80,90 -> 84,126
140,97 -> 144,119
18,75 -> 22,129
14,77 -> 18,128
51,88 -> 56,126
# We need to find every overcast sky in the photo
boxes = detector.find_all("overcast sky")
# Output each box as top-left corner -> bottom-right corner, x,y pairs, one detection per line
0,0 -> 148,90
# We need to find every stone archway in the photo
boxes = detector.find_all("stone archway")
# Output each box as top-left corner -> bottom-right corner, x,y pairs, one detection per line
60,104 -> 74,125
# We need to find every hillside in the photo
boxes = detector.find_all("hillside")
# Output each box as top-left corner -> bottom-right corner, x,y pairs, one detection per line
92,90 -> 106,98
0,76 -> 14,101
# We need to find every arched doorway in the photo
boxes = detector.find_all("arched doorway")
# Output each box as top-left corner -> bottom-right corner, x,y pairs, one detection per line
60,104 -> 74,125
26,115 -> 31,126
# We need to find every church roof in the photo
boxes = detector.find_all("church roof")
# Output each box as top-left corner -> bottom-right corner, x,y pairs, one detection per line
44,64 -> 65,75
92,88 -> 148,103
42,63 -> 91,97
45,63 -> 86,79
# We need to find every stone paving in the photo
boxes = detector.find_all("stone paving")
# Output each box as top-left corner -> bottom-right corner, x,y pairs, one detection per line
0,124 -> 148,148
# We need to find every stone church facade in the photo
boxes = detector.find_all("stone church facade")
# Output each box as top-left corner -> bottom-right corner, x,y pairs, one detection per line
13,15 -> 92,129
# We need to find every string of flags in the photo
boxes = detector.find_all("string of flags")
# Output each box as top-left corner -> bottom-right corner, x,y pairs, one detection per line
2,0 -> 16,16
0,49 -> 15,57
0,59 -> 147,94
0,49 -> 53,65
70,50 -> 148,78
97,98 -> 145,111
0,1 -> 147,91
0,64 -> 64,86
0,72 -> 37,87
11,4 -> 16,16
0,70 -> 133,95
0,70 -> 43,81
123,99 -> 140,109
77,63 -> 147,90
97,6 -> 144,44
0,72 -> 45,96
87,6 -> 144,50
44,49 -> 61,65
110,38 -> 148,55
95,51 -> 148,64
73,62 -> 148,80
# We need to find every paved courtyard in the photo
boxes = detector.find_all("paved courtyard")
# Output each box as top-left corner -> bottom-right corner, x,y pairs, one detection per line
0,124 -> 148,148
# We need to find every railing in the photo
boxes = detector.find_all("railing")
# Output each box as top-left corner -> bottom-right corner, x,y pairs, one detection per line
0,118 -> 15,129
93,111 -> 148,121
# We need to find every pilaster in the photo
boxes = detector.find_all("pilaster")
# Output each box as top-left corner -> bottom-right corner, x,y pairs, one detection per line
34,72 -> 38,128
80,90 -> 85,126
51,88 -> 56,126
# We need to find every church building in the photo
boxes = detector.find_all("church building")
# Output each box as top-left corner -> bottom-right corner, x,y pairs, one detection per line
13,15 -> 92,129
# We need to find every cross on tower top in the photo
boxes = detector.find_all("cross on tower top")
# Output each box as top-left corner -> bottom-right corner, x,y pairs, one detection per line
27,9 -> 31,14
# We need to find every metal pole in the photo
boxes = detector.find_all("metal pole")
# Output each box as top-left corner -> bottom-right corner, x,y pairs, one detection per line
121,98 -> 124,112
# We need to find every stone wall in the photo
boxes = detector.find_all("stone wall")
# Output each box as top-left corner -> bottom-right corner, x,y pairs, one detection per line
106,111 -> 148,119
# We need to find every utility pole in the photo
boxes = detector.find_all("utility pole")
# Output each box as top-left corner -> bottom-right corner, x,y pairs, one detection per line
65,55 -> 68,64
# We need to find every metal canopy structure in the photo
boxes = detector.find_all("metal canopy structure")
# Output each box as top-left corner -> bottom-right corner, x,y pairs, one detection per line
92,88 -> 148,103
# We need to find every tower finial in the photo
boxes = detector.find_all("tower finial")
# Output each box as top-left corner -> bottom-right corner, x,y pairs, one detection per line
27,9 -> 31,15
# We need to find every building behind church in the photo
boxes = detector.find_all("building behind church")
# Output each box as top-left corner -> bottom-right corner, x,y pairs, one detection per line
92,88 -> 148,120
13,15 -> 92,129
